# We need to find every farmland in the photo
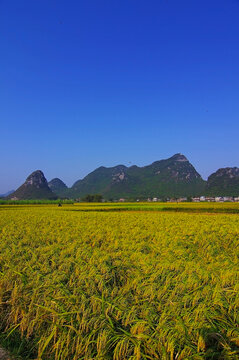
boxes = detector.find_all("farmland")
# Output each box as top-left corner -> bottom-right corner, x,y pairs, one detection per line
0,203 -> 239,359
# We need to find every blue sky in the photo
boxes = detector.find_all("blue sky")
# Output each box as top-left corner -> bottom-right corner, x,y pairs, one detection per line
1,0 -> 239,192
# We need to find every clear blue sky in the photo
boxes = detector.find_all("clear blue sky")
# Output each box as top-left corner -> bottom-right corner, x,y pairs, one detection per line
1,0 -> 239,192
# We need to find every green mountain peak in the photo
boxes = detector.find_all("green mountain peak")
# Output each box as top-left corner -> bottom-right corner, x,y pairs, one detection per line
8,170 -> 57,200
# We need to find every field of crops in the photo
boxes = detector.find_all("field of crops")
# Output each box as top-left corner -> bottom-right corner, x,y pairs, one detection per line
0,203 -> 239,359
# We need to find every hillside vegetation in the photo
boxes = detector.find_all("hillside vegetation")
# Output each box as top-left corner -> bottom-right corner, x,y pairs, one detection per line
68,154 -> 206,199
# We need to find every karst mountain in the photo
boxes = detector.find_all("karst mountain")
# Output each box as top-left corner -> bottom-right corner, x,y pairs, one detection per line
6,154 -> 239,200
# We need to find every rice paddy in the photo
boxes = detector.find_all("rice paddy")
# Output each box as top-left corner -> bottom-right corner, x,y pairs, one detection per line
0,203 -> 239,359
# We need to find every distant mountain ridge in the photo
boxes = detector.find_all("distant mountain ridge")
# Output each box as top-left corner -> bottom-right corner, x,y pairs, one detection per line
0,190 -> 15,198
5,154 -> 239,200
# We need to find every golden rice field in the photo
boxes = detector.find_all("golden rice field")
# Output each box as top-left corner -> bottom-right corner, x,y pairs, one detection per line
0,203 -> 239,359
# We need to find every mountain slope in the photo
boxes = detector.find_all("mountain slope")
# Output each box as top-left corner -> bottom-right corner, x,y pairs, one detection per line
68,154 -> 206,199
48,178 -> 68,196
67,165 -> 128,198
206,167 -> 239,196
0,190 -> 15,198
8,170 -> 57,200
